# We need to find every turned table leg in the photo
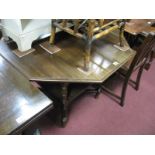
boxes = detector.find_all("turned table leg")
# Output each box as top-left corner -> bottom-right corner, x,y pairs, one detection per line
61,83 -> 69,126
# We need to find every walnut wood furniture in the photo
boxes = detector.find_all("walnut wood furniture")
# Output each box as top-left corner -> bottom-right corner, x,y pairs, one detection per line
47,19 -> 126,72
0,30 -> 135,126
0,54 -> 53,134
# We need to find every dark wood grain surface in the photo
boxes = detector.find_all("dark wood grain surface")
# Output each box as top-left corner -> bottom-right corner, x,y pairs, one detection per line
0,30 -> 135,84
0,55 -> 53,135
125,19 -> 155,35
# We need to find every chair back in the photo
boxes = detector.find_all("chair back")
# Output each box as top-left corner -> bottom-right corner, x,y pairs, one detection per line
136,35 -> 155,66
127,35 -> 155,77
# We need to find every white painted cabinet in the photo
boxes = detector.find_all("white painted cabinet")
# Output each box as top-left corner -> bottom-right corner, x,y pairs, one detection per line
1,19 -> 51,52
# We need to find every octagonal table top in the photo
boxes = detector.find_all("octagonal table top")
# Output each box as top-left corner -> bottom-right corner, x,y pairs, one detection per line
0,30 -> 135,84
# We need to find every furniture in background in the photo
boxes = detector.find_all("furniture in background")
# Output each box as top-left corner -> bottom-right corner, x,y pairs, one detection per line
1,19 -> 51,52
0,29 -> 135,126
95,35 -> 155,106
125,19 -> 155,70
125,19 -> 155,36
0,42 -> 53,134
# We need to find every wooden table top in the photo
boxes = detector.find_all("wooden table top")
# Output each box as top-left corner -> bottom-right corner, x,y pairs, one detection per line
0,30 -> 135,84
125,19 -> 155,35
0,55 -> 53,134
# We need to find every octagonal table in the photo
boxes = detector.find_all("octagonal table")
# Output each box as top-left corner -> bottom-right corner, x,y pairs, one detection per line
0,30 -> 135,126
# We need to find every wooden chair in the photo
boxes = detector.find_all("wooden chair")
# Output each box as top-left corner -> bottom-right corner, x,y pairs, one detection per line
95,34 -> 155,106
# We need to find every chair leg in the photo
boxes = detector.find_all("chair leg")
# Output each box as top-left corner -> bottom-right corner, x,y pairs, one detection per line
93,75 -> 129,106
95,73 -> 130,106
145,50 -> 154,71
84,40 -> 91,71
49,20 -> 56,45
135,65 -> 145,91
